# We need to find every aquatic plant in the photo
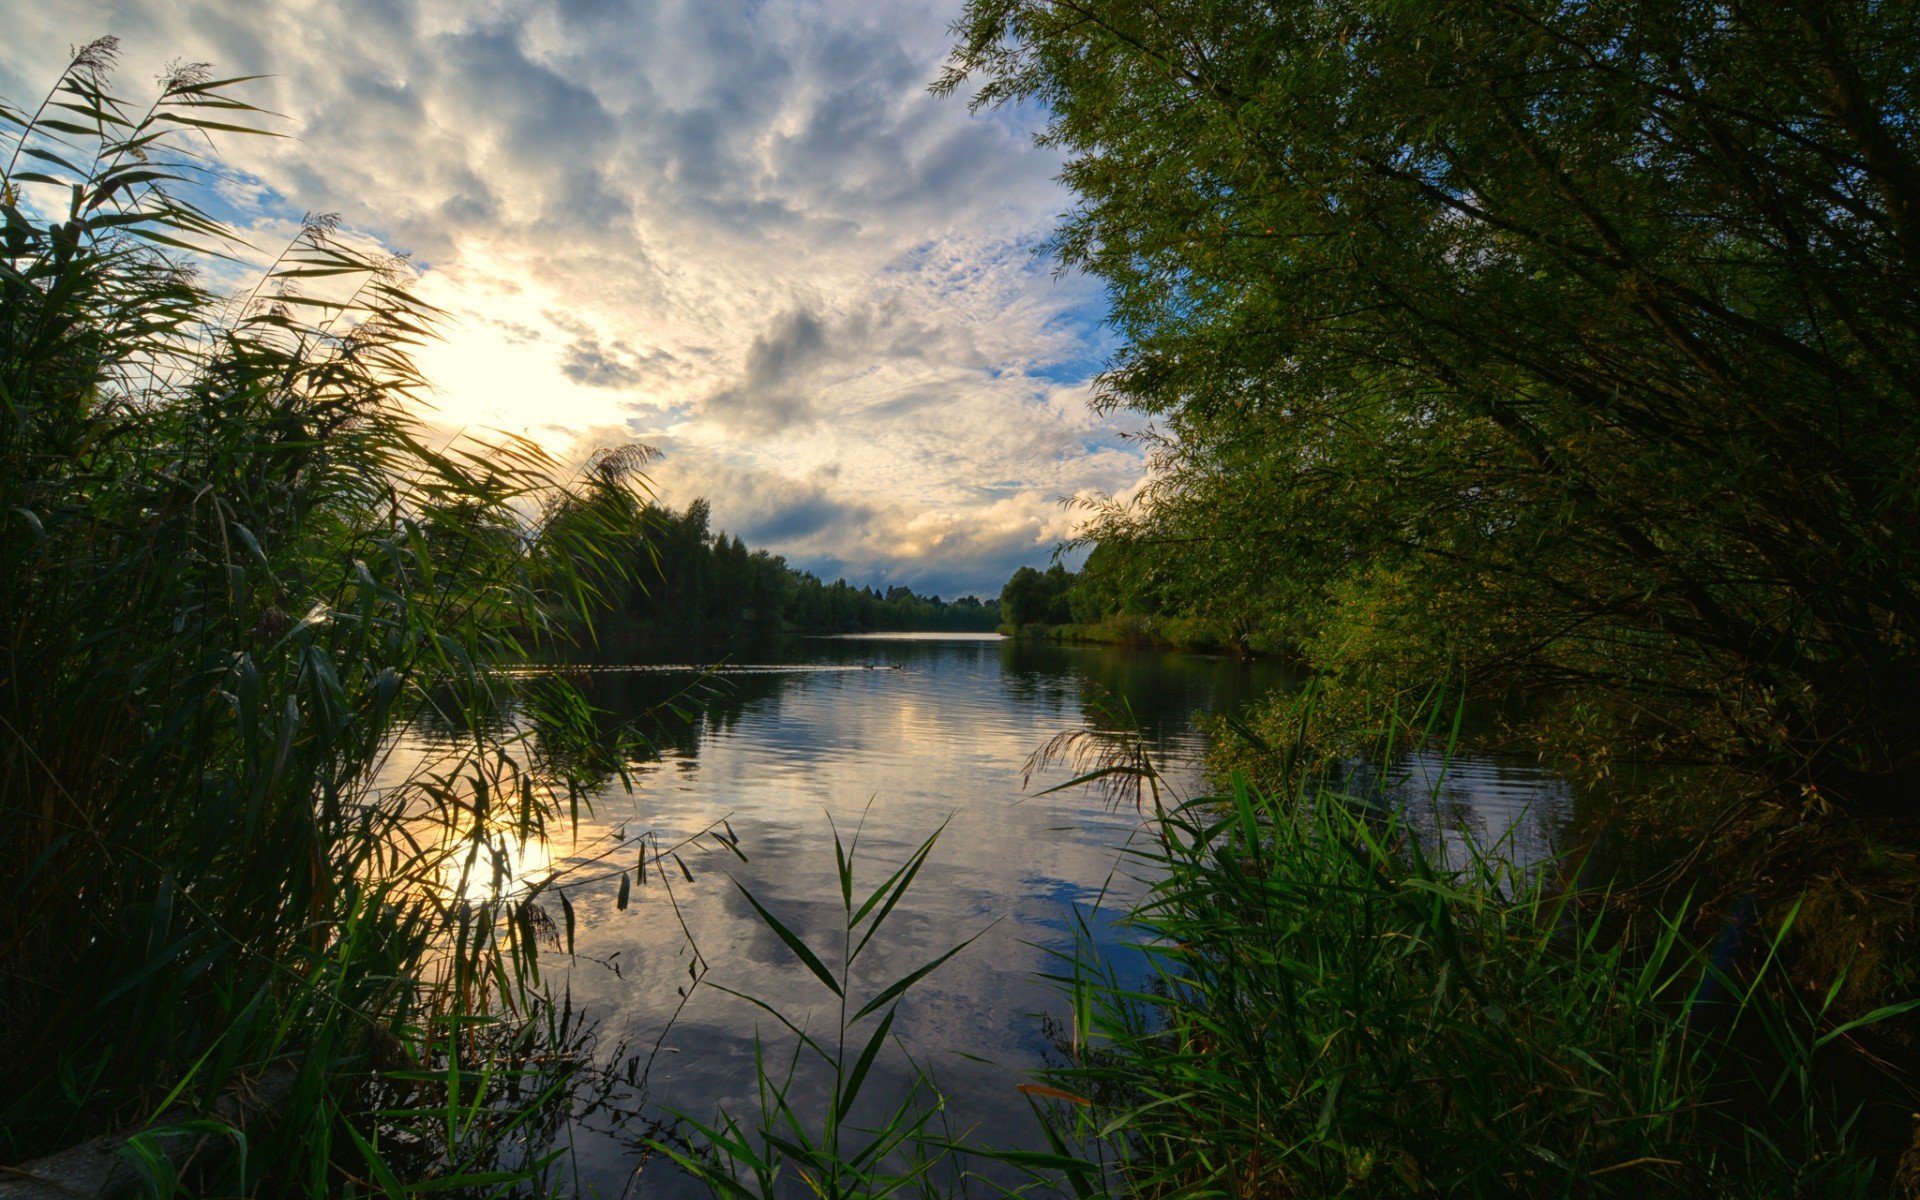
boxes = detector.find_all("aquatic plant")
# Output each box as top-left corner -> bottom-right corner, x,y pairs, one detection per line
654,815 -> 1018,1200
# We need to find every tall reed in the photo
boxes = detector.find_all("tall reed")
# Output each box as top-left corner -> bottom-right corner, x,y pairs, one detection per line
1,41 -> 651,1191
664,692 -> 1914,1197
1031,771 -> 1915,1197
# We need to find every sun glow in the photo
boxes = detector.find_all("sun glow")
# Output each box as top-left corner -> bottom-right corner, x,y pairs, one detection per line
408,254 -> 670,455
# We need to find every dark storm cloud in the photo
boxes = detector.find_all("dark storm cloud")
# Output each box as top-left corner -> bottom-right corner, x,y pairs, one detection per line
743,309 -> 829,384
703,307 -> 831,432
488,318 -> 546,345
559,340 -> 643,389
739,493 -> 870,543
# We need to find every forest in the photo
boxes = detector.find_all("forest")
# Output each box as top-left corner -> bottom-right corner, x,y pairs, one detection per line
600,497 -> 999,637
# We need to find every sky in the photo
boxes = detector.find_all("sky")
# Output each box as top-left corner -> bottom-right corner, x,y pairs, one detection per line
2,0 -> 1145,599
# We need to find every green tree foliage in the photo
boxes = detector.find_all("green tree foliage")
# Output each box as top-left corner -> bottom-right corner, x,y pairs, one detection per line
998,563 -> 1077,626
609,499 -> 999,635
1,43 -> 644,1182
943,1 -> 1920,799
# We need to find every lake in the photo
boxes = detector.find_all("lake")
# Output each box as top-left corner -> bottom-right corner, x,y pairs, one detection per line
382,632 -> 1575,1197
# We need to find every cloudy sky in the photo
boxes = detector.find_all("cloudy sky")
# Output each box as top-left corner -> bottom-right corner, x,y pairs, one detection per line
4,0 -> 1143,598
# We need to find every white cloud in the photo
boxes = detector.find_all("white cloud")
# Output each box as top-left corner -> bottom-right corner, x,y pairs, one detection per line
1,0 -> 1141,596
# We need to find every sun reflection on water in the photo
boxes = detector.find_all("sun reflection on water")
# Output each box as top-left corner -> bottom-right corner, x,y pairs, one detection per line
364,729 -> 585,909
437,828 -> 558,905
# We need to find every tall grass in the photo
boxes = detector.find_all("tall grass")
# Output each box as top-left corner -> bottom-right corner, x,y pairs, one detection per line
0,41 -> 655,1192
1031,772 -> 1916,1198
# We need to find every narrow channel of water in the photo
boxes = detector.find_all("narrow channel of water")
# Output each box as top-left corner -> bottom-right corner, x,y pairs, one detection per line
380,633 -> 1575,1196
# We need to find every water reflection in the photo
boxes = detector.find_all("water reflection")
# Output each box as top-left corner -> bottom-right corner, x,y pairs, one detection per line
1330,751 -> 1578,876
388,633 -> 1573,1196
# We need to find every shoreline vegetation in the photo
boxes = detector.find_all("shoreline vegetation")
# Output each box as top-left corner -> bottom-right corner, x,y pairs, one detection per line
1035,770 -> 1916,1198
996,614 -> 1279,657
0,46 -> 719,1193
940,0 -> 1920,1186
992,561 -> 1294,657
9,1 -> 1920,1195
953,2 -> 1920,801
636,720 -> 1920,1200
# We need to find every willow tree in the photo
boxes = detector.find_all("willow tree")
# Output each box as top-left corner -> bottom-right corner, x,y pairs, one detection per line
943,1 -> 1920,801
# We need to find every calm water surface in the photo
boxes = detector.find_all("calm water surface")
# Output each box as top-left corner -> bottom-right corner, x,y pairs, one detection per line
387,633 -> 1574,1196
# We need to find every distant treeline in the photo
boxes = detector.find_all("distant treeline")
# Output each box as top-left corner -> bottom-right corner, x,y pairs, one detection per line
603,499 -> 999,634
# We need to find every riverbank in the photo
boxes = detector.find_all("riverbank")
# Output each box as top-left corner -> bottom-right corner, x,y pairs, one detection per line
997,613 -> 1291,656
